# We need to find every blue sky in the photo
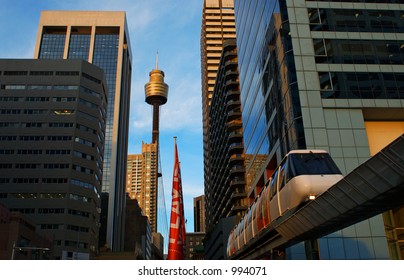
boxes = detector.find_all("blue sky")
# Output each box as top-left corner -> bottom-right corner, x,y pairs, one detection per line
0,0 -> 204,233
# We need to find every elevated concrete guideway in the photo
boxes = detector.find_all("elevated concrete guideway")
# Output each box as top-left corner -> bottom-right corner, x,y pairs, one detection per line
233,133 -> 404,260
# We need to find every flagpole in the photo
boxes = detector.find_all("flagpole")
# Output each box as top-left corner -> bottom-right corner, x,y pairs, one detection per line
167,136 -> 185,260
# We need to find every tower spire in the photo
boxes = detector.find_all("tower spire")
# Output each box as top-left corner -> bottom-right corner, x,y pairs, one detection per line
156,51 -> 159,70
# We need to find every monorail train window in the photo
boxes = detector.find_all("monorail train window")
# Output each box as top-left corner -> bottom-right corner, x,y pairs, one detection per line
278,165 -> 286,190
288,153 -> 342,177
270,170 -> 278,199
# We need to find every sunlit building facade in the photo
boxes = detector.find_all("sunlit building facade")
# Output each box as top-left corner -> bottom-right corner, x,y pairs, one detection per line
126,143 -> 158,233
34,11 -> 132,251
201,0 -> 238,233
126,154 -> 143,201
234,0 -> 403,259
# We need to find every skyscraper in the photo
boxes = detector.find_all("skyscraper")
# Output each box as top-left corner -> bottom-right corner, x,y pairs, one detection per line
234,0 -> 403,259
200,0 -> 237,232
207,39 -> 247,232
126,154 -> 143,200
0,59 -> 107,259
126,143 -> 158,233
34,11 -> 132,251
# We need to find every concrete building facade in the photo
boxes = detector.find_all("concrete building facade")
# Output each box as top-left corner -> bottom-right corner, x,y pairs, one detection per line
200,0 -> 238,234
126,154 -> 143,201
34,11 -> 132,251
0,59 -> 107,259
207,39 -> 247,235
126,142 -> 158,233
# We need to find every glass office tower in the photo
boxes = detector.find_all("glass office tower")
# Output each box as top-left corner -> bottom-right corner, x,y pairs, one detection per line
234,0 -> 403,259
34,11 -> 132,251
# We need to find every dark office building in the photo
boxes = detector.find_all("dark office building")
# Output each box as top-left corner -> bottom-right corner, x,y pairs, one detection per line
233,0 -> 403,259
193,195 -> 206,233
0,59 -> 107,259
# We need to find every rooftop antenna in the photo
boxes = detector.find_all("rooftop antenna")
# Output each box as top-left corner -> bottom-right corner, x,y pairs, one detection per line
156,50 -> 159,70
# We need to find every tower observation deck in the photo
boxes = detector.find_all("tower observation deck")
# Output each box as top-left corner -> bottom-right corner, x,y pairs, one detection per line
145,57 -> 169,144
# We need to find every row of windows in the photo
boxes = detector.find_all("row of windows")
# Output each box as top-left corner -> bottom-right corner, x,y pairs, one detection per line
0,84 -> 103,98
308,8 -> 404,33
40,223 -> 90,233
0,163 -> 97,173
0,178 -> 68,184
10,207 -> 91,219
314,39 -> 404,65
39,223 -> 90,232
38,208 -> 65,214
75,137 -> 95,147
0,192 -> 92,203
0,122 -> 86,128
67,209 -> 90,218
1,97 -> 78,102
2,71 -> 79,76
319,71 -> 404,99
71,179 -> 100,198
6,135 -> 71,142
72,164 -> 94,175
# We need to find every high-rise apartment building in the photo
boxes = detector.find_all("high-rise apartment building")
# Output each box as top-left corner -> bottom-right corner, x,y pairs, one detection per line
234,0 -> 403,259
200,0 -> 237,232
206,40 -> 247,235
0,59 -> 107,259
126,154 -> 143,200
34,11 -> 132,251
126,143 -> 158,233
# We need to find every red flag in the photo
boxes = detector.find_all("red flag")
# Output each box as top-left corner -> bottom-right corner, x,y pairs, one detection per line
167,138 -> 186,260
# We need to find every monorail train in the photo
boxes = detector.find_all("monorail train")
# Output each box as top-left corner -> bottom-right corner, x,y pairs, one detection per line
227,150 -> 343,258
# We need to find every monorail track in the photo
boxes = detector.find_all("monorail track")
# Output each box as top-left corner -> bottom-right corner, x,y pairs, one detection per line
231,134 -> 404,259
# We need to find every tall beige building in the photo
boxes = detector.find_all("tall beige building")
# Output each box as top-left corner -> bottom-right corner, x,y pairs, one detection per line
126,143 -> 158,233
200,0 -> 237,232
34,11 -> 132,251
126,154 -> 143,201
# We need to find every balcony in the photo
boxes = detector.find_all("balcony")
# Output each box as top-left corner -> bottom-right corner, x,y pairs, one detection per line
229,143 -> 243,153
227,109 -> 241,122
230,176 -> 245,187
228,130 -> 243,142
230,165 -> 245,175
226,99 -> 240,110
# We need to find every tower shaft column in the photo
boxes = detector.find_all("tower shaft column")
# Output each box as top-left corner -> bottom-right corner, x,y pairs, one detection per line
152,103 -> 160,144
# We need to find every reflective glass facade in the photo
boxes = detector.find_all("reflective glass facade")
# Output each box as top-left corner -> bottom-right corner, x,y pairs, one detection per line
92,32 -> 119,194
38,27 -> 67,59
68,30 -> 91,60
234,0 -> 403,259
235,0 -> 306,189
